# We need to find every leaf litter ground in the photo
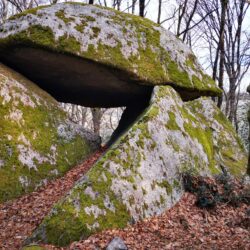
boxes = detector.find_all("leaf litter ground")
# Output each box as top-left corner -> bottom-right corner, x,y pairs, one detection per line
0,153 -> 249,250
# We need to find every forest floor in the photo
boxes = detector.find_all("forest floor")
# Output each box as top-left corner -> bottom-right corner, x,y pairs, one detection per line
0,150 -> 104,249
0,152 -> 249,250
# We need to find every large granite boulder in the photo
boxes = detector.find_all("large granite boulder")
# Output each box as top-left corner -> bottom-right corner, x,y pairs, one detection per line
27,85 -> 246,246
0,63 -> 100,202
0,3 -> 221,108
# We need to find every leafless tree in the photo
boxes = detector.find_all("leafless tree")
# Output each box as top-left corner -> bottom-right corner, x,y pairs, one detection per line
0,0 -> 8,23
139,0 -> 145,17
161,0 -> 214,45
113,0 -> 122,10
197,1 -> 221,80
217,0 -> 228,108
5,0 -> 38,12
131,0 -> 136,13
157,0 -> 162,23
224,0 -> 250,123
197,0 -> 250,125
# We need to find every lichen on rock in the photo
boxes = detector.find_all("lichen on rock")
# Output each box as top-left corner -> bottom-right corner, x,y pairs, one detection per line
0,2 -> 221,102
27,85 -> 246,247
0,3 -> 246,247
0,63 -> 100,202
186,97 -> 247,176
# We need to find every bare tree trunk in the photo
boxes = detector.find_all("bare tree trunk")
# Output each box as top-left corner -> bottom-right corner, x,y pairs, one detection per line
198,0 -> 220,83
176,0 -> 188,37
227,80 -> 237,122
139,0 -> 145,17
112,0 -> 122,10
91,108 -> 103,136
233,88 -> 241,131
157,0 -> 162,24
224,0 -> 249,121
132,0 -> 136,14
117,0 -> 122,10
217,0 -> 228,108
81,107 -> 88,126
182,0 -> 199,42
212,46 -> 220,81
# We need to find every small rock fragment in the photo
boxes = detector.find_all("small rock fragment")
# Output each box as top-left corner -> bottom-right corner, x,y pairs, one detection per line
106,237 -> 128,250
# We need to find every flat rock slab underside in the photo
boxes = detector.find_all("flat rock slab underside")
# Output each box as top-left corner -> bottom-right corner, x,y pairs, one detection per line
1,47 -> 153,108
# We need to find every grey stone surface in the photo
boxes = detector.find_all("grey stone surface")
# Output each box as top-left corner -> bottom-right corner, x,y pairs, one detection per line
106,237 -> 128,250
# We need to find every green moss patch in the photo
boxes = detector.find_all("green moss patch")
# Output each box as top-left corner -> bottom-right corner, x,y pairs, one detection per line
0,63 -> 98,202
186,97 -> 247,176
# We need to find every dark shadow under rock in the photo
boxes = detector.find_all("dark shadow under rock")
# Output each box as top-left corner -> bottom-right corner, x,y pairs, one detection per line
0,46 -> 153,108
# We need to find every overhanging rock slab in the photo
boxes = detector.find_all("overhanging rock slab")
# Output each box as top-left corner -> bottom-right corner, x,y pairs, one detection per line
0,3 -> 221,107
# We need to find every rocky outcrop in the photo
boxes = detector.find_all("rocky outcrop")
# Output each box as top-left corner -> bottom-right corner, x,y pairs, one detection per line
27,85 -> 246,246
0,63 -> 100,202
0,3 -> 247,247
0,3 -> 221,108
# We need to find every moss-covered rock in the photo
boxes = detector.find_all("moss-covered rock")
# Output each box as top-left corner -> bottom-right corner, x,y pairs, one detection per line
186,98 -> 247,176
26,85 -> 246,246
0,3 -> 221,103
0,63 -> 100,203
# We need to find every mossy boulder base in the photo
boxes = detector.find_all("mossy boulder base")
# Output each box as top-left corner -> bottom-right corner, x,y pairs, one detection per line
28,86 -> 246,246
0,3 -> 221,108
0,63 -> 100,202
